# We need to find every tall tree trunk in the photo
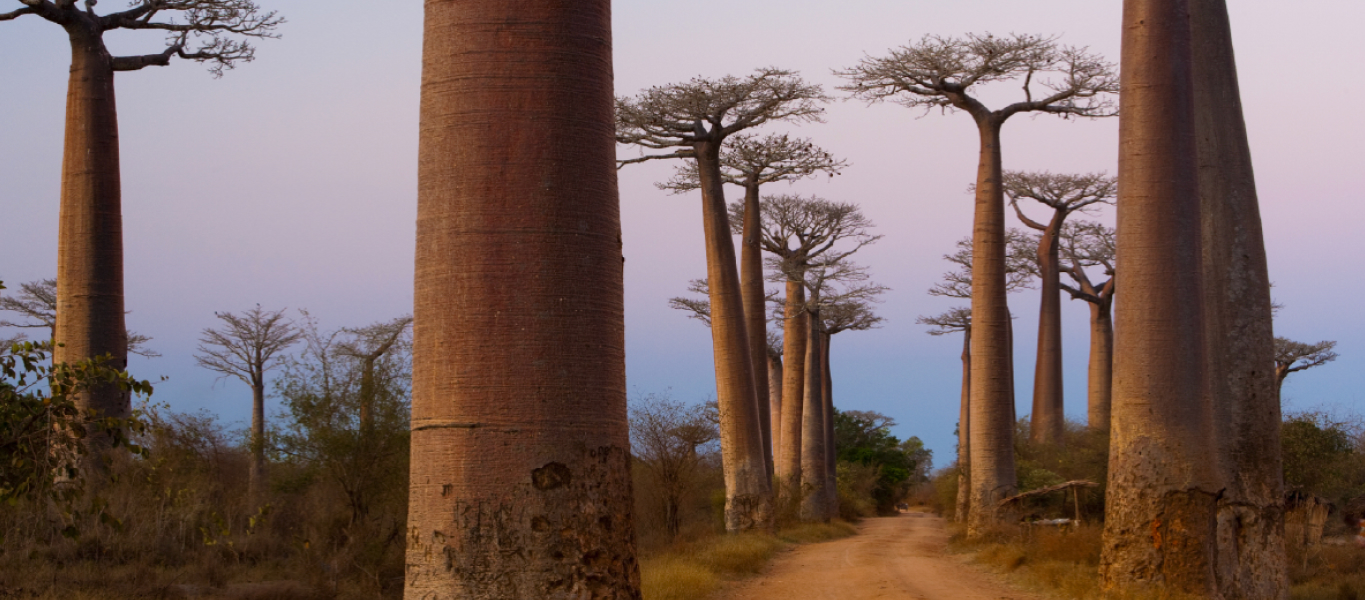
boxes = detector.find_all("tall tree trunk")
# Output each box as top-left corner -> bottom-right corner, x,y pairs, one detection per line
1100,0 -> 1220,594
1192,0 -> 1287,594
956,329 -> 971,523
799,312 -> 829,522
777,282 -> 808,498
768,353 -> 783,475
249,379 -> 266,504
966,118 -> 1017,537
696,145 -> 774,533
740,182 -> 774,481
406,2 -> 642,597
55,22 -> 130,473
1007,307 -> 1017,425
1030,212 -> 1066,445
1086,302 -> 1114,431
822,331 -> 837,519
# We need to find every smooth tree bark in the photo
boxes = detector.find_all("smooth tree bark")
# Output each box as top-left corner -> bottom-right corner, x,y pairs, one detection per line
839,34 -> 1117,536
662,134 -> 845,482
1193,1 -> 1287,592
1100,0 -> 1221,594
1273,337 -> 1338,394
1056,222 -> 1117,430
3,0 -> 280,472
798,309 -> 828,522
766,331 -> 784,466
1005,172 -> 1116,446
739,194 -> 878,500
406,2 -> 641,596
194,306 -> 301,504
619,70 -> 829,532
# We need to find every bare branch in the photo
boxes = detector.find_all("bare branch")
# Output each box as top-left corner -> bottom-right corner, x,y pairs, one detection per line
928,230 -> 1036,299
917,307 -> 972,336
194,305 -> 302,385
659,133 -> 846,194
1275,337 -> 1339,378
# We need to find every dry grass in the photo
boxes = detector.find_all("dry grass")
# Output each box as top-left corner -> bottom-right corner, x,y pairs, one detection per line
639,521 -> 857,600
953,522 -> 1108,599
1288,541 -> 1365,600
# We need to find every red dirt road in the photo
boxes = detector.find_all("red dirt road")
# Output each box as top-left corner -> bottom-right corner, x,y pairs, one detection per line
718,513 -> 1042,600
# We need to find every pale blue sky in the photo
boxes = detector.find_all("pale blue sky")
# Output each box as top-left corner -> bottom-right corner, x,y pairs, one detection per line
2,0 -> 1362,464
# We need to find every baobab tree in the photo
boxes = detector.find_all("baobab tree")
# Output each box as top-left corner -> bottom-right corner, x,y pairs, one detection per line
1099,0 -> 1221,593
1,0 -> 281,468
617,69 -> 829,532
736,194 -> 878,500
336,316 -> 412,432
406,3 -> 641,595
838,35 -> 1117,535
1006,171 -> 1116,445
0,277 -> 158,357
918,307 -> 972,522
817,291 -> 886,518
662,134 -> 845,480
920,232 -> 1034,524
194,305 -> 301,504
1055,222 -> 1117,430
1192,0 -> 1287,592
1273,337 -> 1338,394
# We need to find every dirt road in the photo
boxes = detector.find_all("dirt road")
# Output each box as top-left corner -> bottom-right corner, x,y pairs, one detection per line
718,513 -> 1041,600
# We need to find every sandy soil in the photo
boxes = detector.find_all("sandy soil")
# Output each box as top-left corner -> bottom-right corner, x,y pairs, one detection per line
717,513 -> 1042,600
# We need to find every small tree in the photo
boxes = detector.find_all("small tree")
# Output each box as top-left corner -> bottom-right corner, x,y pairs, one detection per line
1006,172 -> 1115,445
629,393 -> 720,541
194,305 -> 301,503
1273,337 -> 1339,394
617,68 -> 830,532
839,32 -> 1117,536
0,277 -> 158,357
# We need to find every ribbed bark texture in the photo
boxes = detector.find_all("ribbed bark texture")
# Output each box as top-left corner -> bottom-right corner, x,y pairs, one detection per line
56,23 -> 130,469
1192,0 -> 1288,595
966,120 -> 1017,537
956,330 -> 971,523
406,2 -> 641,597
696,146 -> 773,533
740,184 -> 774,481
1100,0 -> 1221,594
1086,303 -> 1114,430
776,282 -> 808,496
1029,213 -> 1066,445
798,314 -> 828,522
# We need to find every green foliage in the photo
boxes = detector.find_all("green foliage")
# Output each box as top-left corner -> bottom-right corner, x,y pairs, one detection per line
1009,419 -> 1110,521
833,409 -> 932,514
1,339 -> 152,511
1281,411 -> 1364,504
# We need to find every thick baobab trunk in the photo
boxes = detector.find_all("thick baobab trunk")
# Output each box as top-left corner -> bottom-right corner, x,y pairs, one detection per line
740,182 -> 774,481
822,331 -> 837,519
799,313 -> 829,522
777,281 -> 808,496
966,118 -> 1017,537
1029,213 -> 1066,445
696,147 -> 774,532
55,24 -> 130,469
1100,1 -> 1220,595
1191,0 -> 1287,595
1086,302 -> 1114,431
406,2 -> 642,597
956,329 -> 971,523
768,353 -> 783,469
249,379 -> 267,503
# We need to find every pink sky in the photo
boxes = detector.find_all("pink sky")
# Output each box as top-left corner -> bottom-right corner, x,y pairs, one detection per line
2,0 -> 1362,462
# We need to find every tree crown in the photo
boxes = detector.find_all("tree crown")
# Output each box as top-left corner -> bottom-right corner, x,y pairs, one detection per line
2,0 -> 283,76
194,305 -> 302,385
835,32 -> 1117,121
616,68 -> 830,164
658,133 -> 846,194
